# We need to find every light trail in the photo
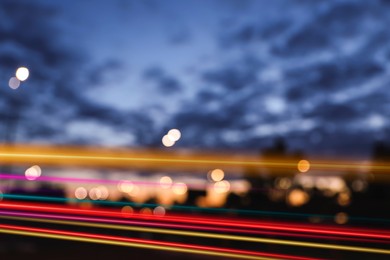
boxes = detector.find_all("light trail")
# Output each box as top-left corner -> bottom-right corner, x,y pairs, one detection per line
2,193 -> 390,224
0,144 -> 389,175
0,173 -> 210,190
0,210 -> 387,244
0,223 -> 316,260
1,201 -> 389,239
1,213 -> 390,255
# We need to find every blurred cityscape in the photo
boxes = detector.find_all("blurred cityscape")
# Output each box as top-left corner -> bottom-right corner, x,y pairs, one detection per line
1,0 -> 390,259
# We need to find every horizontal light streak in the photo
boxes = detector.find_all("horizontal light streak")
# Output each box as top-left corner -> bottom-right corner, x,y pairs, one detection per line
0,173 -> 208,189
1,200 -> 389,239
2,193 -> 390,224
1,213 -> 389,255
0,210 -> 386,245
0,223 -> 301,260
0,144 -> 389,174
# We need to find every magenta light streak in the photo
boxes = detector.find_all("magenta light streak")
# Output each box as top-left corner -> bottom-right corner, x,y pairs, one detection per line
0,173 -> 197,188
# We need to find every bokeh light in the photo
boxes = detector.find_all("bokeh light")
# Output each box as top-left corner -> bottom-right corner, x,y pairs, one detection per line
8,77 -> 20,89
297,160 -> 310,173
140,208 -> 152,215
121,206 -> 133,217
153,206 -> 166,216
167,128 -> 181,141
118,181 -> 134,193
162,135 -> 175,147
15,67 -> 29,81
275,177 -> 292,190
25,165 -> 42,180
213,180 -> 230,194
209,169 -> 224,182
287,189 -> 309,207
75,187 -> 88,200
172,182 -> 188,195
335,212 -> 349,224
160,176 -> 173,189
97,185 -> 109,200
89,187 -> 102,200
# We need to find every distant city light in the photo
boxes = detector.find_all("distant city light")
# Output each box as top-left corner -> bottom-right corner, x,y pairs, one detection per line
297,160 -> 310,173
89,187 -> 102,200
337,192 -> 351,206
25,165 -> 41,180
335,212 -> 348,224
97,185 -> 109,200
75,187 -> 88,200
160,176 -> 173,189
15,67 -> 29,81
119,181 -> 134,193
209,169 -> 224,182
121,206 -> 133,217
167,129 -> 181,141
153,206 -> 166,216
140,208 -> 152,215
275,177 -> 292,190
162,134 -> 175,147
352,179 -> 367,192
213,180 -> 230,194
8,77 -> 20,89
172,182 -> 188,195
287,189 -> 309,207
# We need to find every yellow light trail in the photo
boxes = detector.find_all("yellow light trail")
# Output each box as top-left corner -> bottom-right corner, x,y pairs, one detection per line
1,215 -> 390,255
0,144 -> 389,177
0,227 -> 275,260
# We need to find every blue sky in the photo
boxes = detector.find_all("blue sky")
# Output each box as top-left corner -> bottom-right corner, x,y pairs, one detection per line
1,0 -> 390,158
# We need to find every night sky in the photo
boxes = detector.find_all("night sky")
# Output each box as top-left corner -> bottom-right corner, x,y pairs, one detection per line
1,0 -> 390,158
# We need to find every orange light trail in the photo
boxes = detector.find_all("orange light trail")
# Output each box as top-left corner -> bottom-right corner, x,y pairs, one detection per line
0,144 -> 389,176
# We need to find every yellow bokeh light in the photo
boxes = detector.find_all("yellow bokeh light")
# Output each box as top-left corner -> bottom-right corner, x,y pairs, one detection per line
172,182 -> 188,195
297,160 -> 310,173
287,189 -> 309,207
213,180 -> 230,194
15,67 -> 29,81
160,176 -> 173,189
210,169 -> 224,182
162,135 -> 175,147
119,181 -> 134,193
335,212 -> 348,224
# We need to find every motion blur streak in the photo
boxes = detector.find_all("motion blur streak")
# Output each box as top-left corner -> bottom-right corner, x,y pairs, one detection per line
1,201 -> 389,239
0,210 -> 386,244
1,213 -> 389,254
2,194 -> 390,224
0,173 -> 208,189
0,216 -> 388,255
0,144 -> 389,174
0,224 -> 303,260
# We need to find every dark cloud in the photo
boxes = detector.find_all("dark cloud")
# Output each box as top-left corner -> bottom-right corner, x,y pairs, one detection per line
142,66 -> 182,93
0,0 -> 152,146
87,59 -> 124,86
